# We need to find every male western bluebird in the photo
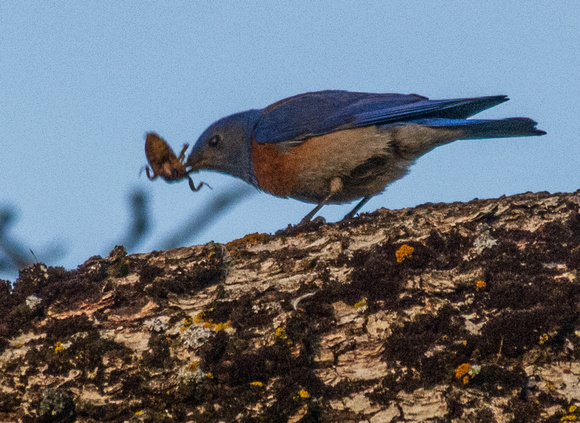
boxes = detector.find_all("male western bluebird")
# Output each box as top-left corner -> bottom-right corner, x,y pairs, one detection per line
175,90 -> 545,222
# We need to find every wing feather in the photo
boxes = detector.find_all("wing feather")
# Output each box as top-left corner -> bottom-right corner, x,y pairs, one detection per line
253,90 -> 508,144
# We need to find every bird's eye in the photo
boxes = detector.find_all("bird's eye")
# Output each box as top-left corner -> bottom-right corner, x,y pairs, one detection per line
208,134 -> 221,147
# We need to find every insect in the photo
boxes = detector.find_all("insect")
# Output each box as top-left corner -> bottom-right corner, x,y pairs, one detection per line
143,132 -> 208,191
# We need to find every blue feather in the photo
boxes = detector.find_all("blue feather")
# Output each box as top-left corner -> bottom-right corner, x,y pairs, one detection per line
252,90 -> 513,144
401,118 -> 546,138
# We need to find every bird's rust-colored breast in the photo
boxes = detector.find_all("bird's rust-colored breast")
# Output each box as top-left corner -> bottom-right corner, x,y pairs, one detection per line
251,127 -> 382,201
250,126 -> 400,203
250,139 -> 300,197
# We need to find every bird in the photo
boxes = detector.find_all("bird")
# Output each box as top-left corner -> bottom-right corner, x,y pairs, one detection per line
184,90 -> 546,223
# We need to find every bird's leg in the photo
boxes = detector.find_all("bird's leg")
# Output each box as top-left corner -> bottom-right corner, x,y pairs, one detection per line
300,200 -> 328,224
342,196 -> 372,220
300,177 -> 343,224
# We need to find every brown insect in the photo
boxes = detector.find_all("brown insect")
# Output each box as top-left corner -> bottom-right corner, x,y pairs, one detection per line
144,132 -> 208,191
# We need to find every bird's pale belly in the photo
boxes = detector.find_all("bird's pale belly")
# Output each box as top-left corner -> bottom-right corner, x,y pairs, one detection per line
251,126 -> 412,204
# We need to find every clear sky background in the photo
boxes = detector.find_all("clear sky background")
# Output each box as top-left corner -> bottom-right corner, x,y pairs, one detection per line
1,2 -> 578,280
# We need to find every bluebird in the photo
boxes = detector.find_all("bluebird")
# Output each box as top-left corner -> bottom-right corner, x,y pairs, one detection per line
184,90 -> 545,222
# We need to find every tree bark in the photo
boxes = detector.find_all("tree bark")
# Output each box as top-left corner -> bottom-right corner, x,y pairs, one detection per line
1,190 -> 580,422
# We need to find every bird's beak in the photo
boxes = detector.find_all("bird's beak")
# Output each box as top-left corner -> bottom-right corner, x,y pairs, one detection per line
185,147 -> 206,172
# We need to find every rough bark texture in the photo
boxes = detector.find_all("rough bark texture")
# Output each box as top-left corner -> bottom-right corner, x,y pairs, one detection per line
1,190 -> 580,423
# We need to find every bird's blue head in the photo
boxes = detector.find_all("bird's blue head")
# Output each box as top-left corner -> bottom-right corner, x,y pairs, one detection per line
186,109 -> 261,185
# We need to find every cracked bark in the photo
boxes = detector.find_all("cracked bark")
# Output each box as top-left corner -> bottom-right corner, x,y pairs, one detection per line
1,190 -> 580,422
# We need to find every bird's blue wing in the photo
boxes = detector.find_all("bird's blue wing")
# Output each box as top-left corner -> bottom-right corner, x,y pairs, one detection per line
253,90 -> 508,144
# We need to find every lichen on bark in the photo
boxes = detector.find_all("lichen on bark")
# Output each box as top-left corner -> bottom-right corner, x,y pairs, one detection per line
1,190 -> 580,422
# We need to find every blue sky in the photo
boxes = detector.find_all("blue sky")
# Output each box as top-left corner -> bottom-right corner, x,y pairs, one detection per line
1,2 -> 578,280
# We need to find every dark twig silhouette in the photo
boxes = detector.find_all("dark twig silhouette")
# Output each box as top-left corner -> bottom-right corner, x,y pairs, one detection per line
160,185 -> 255,249
0,206 -> 66,279
0,207 -> 36,274
1,184 -> 254,281
114,188 -> 151,251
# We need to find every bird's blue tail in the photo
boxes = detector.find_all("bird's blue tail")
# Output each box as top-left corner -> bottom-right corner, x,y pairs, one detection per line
412,117 -> 546,139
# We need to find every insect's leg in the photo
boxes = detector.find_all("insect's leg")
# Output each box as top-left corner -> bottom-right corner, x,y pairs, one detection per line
188,176 -> 212,192
145,166 -> 158,181
177,144 -> 190,162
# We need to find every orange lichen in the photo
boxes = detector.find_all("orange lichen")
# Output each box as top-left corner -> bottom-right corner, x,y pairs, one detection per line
226,232 -> 267,248
275,327 -> 288,339
212,321 -> 231,332
476,280 -> 486,289
181,316 -> 194,332
455,363 -> 471,379
194,312 -> 205,324
192,310 -> 232,332
354,298 -> 367,310
396,244 -> 414,263
251,381 -> 263,387
202,320 -> 231,332
298,388 -> 310,399
562,405 -> 579,421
